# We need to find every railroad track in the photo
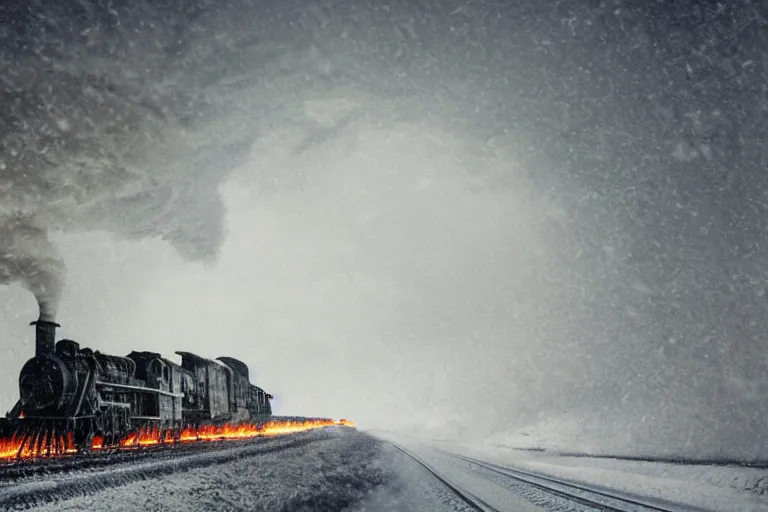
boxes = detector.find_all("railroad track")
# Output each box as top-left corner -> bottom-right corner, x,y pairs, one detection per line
0,434 -> 285,482
392,441 -> 706,512
451,452 -> 706,512
390,442 -> 502,512
0,421 -> 346,482
0,430 -> 334,510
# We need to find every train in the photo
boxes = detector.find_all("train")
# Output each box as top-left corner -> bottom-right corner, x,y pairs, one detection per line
1,319 -> 274,450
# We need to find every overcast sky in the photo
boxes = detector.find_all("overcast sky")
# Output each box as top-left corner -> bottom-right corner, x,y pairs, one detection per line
1,1 -> 766,459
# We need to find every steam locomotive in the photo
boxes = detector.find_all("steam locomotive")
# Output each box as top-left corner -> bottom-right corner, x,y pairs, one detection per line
2,319 -> 273,450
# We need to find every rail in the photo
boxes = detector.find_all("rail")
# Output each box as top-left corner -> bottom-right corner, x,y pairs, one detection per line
389,439 -> 702,512
390,442 -> 502,512
451,453 -> 705,512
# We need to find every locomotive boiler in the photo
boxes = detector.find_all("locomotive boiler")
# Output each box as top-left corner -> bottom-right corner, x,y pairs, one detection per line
3,319 -> 273,450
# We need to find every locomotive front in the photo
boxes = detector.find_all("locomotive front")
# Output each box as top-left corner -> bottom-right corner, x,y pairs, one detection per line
8,320 -> 100,449
17,321 -> 84,416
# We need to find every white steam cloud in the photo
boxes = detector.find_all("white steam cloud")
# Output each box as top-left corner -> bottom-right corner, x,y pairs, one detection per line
0,217 -> 64,322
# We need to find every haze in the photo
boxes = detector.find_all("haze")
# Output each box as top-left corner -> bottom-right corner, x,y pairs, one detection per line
1,1 -> 766,460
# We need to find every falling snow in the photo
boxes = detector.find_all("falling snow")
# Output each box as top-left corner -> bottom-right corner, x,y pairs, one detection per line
0,2 -> 767,509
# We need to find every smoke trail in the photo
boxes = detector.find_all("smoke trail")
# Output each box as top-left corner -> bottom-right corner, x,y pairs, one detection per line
0,0 -> 266,313
0,0 -> 343,316
0,216 -> 65,322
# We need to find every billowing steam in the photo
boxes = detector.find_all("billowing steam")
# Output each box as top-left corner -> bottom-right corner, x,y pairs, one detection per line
0,0 -> 270,315
0,216 -> 65,322
0,0 -> 359,318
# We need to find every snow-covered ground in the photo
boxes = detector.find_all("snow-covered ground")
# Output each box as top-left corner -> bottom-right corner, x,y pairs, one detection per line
13,427 -> 492,512
17,428 -> 384,512
8,428 -> 768,511
395,432 -> 768,512
477,428 -> 768,497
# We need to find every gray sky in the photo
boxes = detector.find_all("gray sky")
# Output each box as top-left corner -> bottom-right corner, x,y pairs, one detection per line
1,1 -> 767,459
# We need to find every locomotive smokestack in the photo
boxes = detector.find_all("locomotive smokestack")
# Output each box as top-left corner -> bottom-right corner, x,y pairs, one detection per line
30,319 -> 60,356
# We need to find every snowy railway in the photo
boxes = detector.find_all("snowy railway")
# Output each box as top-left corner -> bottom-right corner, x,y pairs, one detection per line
451,454 -> 698,512
0,423 -> 335,483
1,429 -> 767,511
0,428 -> 341,510
390,441 -> 704,512
390,442 -> 502,512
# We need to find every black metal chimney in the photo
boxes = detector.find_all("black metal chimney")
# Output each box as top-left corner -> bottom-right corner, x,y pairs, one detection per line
30,319 -> 60,356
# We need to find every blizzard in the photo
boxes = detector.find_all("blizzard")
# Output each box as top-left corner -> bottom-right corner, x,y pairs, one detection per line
1,0 -> 767,510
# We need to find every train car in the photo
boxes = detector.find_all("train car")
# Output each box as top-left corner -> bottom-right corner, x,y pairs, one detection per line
4,319 -> 273,450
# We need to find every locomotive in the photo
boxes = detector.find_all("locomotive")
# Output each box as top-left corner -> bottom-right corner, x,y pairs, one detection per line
2,319 -> 274,450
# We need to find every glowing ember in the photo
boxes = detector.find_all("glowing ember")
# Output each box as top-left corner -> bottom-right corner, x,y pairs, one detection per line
0,418 -> 354,461
90,435 -> 104,450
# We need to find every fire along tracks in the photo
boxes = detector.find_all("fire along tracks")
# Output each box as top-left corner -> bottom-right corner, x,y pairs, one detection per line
391,442 -> 706,512
0,429 -> 335,510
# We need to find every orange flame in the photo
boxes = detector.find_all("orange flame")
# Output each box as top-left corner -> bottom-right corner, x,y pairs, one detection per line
117,418 -> 347,447
0,431 -> 77,460
90,435 -> 104,450
0,418 -> 355,461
